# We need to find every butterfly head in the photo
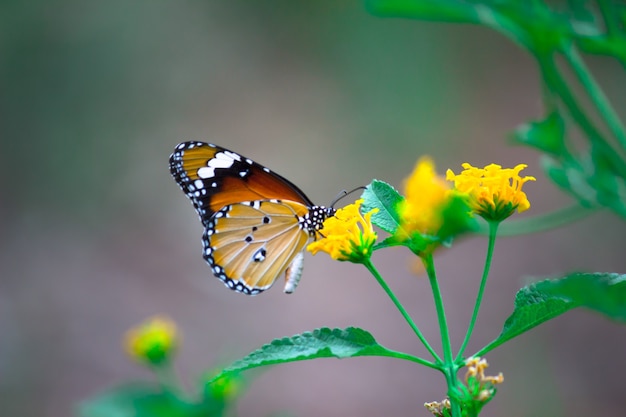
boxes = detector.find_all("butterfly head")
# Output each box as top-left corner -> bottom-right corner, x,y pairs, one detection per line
303,206 -> 336,237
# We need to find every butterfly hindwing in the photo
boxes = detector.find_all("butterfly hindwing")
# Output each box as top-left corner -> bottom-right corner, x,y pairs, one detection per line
203,200 -> 311,295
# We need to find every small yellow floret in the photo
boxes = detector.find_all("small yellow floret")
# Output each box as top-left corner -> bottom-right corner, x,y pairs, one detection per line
307,199 -> 377,263
446,163 -> 535,221
124,315 -> 178,366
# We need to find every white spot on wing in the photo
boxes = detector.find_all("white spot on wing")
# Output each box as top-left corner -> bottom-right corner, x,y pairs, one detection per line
220,150 -> 241,161
209,155 -> 235,169
197,166 -> 215,178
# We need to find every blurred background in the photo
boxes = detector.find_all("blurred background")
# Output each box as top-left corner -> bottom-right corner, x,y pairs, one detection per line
2,1 -> 625,416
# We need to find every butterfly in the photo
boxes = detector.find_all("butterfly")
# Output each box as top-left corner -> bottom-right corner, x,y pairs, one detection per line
169,141 -> 336,295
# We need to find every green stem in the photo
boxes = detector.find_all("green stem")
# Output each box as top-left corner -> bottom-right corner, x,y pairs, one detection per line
379,349 -> 440,371
423,254 -> 460,417
562,43 -> 626,152
456,221 -> 499,363
363,259 -> 442,364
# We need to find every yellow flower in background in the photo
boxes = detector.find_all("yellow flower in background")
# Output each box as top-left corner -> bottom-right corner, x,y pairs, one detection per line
446,163 -> 536,221
205,370 -> 244,402
125,315 -> 178,366
307,199 -> 377,263
397,157 -> 451,237
394,156 -> 476,257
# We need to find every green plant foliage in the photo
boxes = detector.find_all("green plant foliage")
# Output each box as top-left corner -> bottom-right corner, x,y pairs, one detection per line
361,179 -> 404,233
78,383 -> 223,417
511,111 -> 566,157
209,327 -> 415,382
367,0 -> 626,222
477,273 -> 626,356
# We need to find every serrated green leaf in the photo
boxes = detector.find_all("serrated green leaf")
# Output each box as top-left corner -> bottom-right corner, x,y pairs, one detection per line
210,327 -> 409,382
79,383 -> 220,417
361,180 -> 404,233
511,111 -> 566,156
477,273 -> 626,356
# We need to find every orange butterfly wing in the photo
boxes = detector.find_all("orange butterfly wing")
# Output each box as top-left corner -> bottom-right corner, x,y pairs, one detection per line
170,142 -> 313,224
169,142 -> 333,295
205,200 -> 310,294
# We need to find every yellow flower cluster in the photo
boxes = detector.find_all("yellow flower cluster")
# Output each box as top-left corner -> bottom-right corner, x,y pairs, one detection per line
124,315 -> 178,366
397,157 -> 451,238
307,199 -> 377,263
446,163 -> 535,221
307,158 -> 534,264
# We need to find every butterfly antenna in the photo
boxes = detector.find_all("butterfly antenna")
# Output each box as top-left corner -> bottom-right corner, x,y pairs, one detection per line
329,186 -> 366,208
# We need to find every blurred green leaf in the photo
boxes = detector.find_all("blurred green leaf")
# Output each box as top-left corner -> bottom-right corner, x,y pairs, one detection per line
210,327 -> 409,382
362,180 -> 404,233
79,383 -> 222,417
512,111 -> 567,156
567,0 -> 597,23
436,192 -> 478,240
589,145 -> 626,217
541,148 -> 626,218
477,272 -> 626,356
541,155 -> 599,208
364,0 -> 480,24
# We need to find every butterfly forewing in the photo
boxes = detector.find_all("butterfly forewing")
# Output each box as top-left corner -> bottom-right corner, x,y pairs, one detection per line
170,142 -> 313,225
204,200 -> 311,294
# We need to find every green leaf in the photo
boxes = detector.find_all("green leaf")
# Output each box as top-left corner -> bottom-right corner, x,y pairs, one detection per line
541,148 -> 626,218
79,383 -> 221,417
541,155 -> 598,208
210,327 -> 413,382
588,145 -> 626,218
365,0 -> 480,24
511,111 -> 567,157
361,180 -> 404,234
373,234 -> 404,250
477,273 -> 626,356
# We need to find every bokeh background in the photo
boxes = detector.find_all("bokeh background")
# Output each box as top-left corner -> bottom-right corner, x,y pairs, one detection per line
2,1 -> 625,416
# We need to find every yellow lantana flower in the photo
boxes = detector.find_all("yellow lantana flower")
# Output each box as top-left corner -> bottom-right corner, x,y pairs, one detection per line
397,157 -> 451,238
446,163 -> 536,221
124,315 -> 178,366
307,199 -> 377,264
394,157 -> 475,257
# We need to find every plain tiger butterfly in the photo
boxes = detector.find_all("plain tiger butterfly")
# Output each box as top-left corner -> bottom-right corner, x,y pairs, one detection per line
169,142 -> 335,295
